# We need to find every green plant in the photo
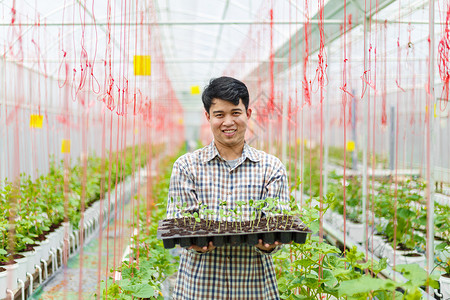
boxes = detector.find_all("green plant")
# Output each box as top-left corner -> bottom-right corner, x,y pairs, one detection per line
435,202 -> 450,241
0,220 -> 9,263
192,212 -> 200,231
436,242 -> 450,275
101,147 -> 183,299
235,200 -> 246,231
0,144 -> 153,263
274,192 -> 438,300
379,184 -> 425,250
218,199 -> 228,232
328,175 -> 362,223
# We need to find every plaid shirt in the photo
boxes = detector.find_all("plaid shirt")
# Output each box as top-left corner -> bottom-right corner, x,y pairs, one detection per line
166,141 -> 289,300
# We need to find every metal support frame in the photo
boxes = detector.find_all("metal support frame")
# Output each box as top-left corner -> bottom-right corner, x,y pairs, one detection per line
49,249 -> 56,273
17,279 -> 25,300
426,0 -> 436,289
40,259 -> 48,279
34,265 -> 42,284
70,233 -> 77,253
5,289 -> 14,300
26,272 -> 33,297
57,247 -> 63,267
1,19 -> 447,27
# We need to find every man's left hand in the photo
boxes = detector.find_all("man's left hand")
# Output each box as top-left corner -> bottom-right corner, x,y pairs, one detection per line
255,239 -> 280,252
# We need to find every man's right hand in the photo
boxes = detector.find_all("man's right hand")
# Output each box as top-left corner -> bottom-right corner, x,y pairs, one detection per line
188,241 -> 215,253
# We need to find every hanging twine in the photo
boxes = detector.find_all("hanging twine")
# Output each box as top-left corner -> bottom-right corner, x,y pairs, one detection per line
438,5 -> 450,105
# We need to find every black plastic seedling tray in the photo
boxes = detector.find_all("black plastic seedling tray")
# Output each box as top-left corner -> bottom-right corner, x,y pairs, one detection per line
157,216 -> 312,249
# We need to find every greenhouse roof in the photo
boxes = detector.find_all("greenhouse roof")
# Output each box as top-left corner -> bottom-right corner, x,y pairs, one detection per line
0,0 -> 446,111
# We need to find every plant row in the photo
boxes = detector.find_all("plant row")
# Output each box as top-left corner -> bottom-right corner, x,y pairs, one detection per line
296,145 -> 450,297
100,149 -> 182,299
0,144 -> 151,264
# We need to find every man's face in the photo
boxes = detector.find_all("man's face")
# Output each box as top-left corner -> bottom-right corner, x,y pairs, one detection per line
205,98 -> 251,149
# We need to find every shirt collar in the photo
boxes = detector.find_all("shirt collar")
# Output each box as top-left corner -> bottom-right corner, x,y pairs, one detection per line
202,140 -> 261,163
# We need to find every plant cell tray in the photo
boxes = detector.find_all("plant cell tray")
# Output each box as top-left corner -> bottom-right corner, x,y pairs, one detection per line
157,216 -> 312,249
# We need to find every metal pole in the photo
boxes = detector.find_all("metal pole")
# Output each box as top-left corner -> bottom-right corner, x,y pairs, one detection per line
0,20 -> 347,26
1,19 -> 448,27
323,46 -> 331,198
351,94 -> 358,170
389,105 -> 396,171
361,0 -> 369,253
426,0 -> 435,284
281,78 -> 288,165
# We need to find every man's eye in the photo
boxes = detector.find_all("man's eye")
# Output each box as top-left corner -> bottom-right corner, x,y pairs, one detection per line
233,112 -> 241,116
215,114 -> 223,118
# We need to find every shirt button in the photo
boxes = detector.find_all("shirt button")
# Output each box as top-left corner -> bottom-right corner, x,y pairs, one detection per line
228,191 -> 232,195
227,256 -> 231,260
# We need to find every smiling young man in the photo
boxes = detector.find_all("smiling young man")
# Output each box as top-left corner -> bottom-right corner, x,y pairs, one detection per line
166,76 -> 289,300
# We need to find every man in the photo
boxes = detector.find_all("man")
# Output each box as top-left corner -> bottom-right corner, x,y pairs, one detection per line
166,76 -> 289,300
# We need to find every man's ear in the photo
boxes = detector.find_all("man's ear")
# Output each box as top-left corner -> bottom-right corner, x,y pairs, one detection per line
205,111 -> 210,121
246,108 -> 252,119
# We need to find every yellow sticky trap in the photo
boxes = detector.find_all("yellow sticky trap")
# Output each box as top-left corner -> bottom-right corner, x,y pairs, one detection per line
30,115 -> 43,128
61,139 -> 71,153
346,140 -> 355,152
191,85 -> 200,95
178,118 -> 184,125
434,103 -> 437,118
133,55 -> 151,76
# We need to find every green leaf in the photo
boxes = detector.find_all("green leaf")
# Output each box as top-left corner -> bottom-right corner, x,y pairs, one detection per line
22,237 -> 34,245
397,207 -> 415,219
395,264 -> 440,290
289,295 -> 310,300
436,242 -> 449,252
292,258 -> 315,268
0,249 -> 7,255
338,275 -> 398,297
373,290 -> 403,300
321,269 -> 337,286
127,284 -> 155,298
332,268 -> 352,278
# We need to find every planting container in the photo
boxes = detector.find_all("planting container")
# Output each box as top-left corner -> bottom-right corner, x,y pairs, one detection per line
0,263 -> 18,298
384,244 -> 426,268
368,233 -> 387,258
13,255 -> 28,284
438,275 -> 450,300
157,216 -> 311,249
345,220 -> 365,243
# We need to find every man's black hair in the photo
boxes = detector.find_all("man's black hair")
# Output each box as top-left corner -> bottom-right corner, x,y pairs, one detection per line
202,76 -> 249,113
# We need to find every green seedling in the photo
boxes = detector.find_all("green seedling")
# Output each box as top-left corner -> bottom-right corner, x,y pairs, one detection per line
235,200 -> 246,231
274,209 -> 281,229
192,212 -> 200,231
255,199 -> 266,227
204,209 -> 214,229
230,208 -> 239,232
250,210 -> 256,231
176,202 -> 189,226
218,200 -> 228,231
264,197 -> 278,231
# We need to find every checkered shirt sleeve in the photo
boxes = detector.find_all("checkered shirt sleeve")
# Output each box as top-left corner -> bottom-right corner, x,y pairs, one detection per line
166,142 -> 289,300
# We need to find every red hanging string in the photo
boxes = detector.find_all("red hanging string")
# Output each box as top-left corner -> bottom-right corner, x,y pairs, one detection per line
438,2 -> 450,108
302,0 -> 311,106
381,21 -> 388,126
268,1 -> 275,113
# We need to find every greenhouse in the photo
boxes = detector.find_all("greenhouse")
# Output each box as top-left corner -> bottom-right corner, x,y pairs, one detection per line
0,0 -> 449,299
